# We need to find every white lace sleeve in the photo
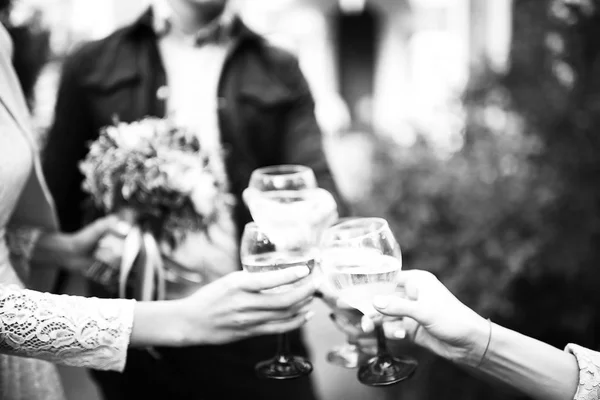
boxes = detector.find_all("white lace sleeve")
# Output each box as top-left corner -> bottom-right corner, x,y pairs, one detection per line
0,284 -> 135,372
566,343 -> 600,400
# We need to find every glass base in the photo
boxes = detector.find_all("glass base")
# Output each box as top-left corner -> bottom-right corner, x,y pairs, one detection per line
357,355 -> 418,386
327,342 -> 377,369
255,355 -> 313,380
327,344 -> 360,369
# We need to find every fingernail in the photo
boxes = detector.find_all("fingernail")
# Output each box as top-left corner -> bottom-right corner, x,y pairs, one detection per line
295,266 -> 310,278
113,221 -> 132,236
305,311 -> 315,321
393,329 -> 406,339
373,296 -> 389,309
361,316 -> 374,333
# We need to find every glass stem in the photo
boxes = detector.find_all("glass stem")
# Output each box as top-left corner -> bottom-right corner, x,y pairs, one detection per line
375,323 -> 391,358
277,333 -> 291,362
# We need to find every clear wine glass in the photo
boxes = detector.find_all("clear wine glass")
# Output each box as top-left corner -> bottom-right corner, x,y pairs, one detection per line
318,217 -> 374,369
242,165 -> 338,379
244,187 -> 338,250
319,217 -> 418,386
325,305 -> 377,369
248,165 -> 317,191
240,222 -> 316,379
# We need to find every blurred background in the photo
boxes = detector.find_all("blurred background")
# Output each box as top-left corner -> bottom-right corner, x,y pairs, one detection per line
5,0 -> 600,399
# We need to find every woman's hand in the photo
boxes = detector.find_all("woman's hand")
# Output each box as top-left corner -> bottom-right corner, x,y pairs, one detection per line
33,216 -> 118,272
133,265 -> 317,347
372,270 -> 490,366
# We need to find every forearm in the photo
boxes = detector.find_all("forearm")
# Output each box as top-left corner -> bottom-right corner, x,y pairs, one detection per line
0,284 -> 134,371
461,322 -> 579,400
29,231 -> 72,268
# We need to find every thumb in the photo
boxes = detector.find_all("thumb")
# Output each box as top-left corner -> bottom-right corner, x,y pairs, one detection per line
373,294 -> 420,321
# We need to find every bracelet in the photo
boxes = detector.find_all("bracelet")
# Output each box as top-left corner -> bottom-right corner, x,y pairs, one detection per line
476,318 -> 493,368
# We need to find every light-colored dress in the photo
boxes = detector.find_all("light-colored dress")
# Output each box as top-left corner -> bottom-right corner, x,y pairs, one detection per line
567,344 -> 600,400
0,22 -> 134,400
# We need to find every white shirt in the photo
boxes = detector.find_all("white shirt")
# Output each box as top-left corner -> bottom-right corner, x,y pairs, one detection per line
158,36 -> 228,152
153,0 -> 233,154
152,0 -> 240,282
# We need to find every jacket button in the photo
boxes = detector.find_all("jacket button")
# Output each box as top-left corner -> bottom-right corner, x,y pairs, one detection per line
157,86 -> 170,100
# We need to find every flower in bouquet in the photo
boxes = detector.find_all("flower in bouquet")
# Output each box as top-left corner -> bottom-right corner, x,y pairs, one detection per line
79,117 -> 231,247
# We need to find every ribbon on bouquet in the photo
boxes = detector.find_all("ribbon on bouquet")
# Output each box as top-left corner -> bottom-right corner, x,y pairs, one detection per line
118,225 -> 166,301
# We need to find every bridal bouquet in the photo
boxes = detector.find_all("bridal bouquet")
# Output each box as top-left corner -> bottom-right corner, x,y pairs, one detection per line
80,117 -> 233,300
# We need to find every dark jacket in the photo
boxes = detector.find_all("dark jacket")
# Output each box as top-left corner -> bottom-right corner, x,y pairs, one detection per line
43,8 -> 347,400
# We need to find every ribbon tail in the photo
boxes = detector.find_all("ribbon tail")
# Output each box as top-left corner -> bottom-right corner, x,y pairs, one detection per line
142,232 -> 166,301
119,226 -> 143,299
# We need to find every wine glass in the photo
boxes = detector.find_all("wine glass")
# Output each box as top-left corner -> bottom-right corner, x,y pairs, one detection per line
244,187 -> 338,250
242,165 -> 338,379
318,217 -> 375,369
240,222 -> 315,379
248,164 -> 317,191
325,306 -> 377,369
319,217 -> 418,386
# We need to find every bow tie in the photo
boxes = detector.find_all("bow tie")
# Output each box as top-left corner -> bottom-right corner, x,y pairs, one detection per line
155,18 -> 227,47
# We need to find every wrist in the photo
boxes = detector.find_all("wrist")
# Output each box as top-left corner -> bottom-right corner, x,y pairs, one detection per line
131,300 -> 189,347
457,314 -> 493,368
171,299 -> 201,347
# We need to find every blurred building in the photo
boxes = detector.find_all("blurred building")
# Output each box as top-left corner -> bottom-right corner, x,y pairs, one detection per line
25,0 -> 512,140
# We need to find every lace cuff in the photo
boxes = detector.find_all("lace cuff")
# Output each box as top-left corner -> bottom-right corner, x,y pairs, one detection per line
0,284 -> 135,372
565,343 -> 600,400
5,226 -> 43,281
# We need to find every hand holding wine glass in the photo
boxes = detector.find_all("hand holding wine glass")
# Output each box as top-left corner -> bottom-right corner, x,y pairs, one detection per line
319,217 -> 418,386
372,270 -> 490,366
241,222 -> 317,379
136,265 -> 316,347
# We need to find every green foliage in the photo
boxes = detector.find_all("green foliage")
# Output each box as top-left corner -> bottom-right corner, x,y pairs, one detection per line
355,68 -> 554,320
351,1 -> 600,398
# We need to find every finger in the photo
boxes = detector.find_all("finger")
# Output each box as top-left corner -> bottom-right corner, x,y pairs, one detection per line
253,277 -> 316,310
373,294 -> 419,320
64,256 -> 93,273
78,216 -> 120,244
361,315 -> 375,333
238,266 -> 311,292
237,302 -> 314,328
250,295 -> 313,316
383,319 -> 407,340
399,317 -> 421,342
252,311 -> 315,335
335,297 -> 354,310
330,313 -> 364,337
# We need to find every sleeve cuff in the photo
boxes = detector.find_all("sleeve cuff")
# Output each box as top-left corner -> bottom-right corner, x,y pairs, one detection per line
565,343 -> 600,399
